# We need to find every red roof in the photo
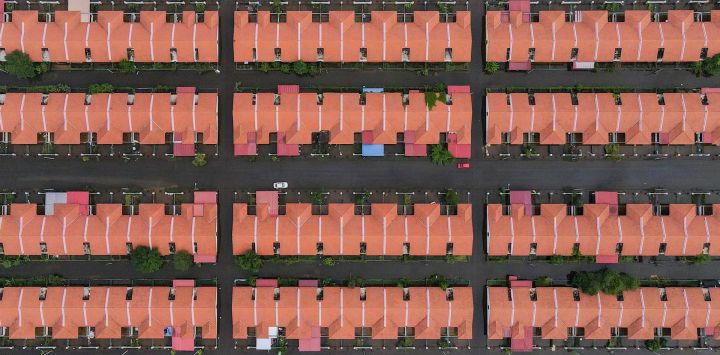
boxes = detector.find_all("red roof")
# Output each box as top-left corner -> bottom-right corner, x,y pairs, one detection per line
448,143 -> 471,158
173,143 -> 196,157
176,87 -> 197,94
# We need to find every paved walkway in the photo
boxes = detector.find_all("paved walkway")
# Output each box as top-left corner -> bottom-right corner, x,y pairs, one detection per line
0,3 -> 716,355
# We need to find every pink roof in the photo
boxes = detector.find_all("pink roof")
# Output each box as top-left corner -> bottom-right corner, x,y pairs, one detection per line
256,279 -> 278,287
596,255 -> 619,264
172,280 -> 195,287
194,191 -> 217,204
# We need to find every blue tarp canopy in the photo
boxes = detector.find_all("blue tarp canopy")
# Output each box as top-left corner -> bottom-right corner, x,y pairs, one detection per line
361,144 -> 385,157
362,87 -> 384,93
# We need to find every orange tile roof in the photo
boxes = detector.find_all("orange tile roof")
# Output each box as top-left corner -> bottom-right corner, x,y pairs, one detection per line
233,91 -> 471,145
0,202 -> 217,260
488,286 -> 720,341
233,203 -> 473,256
0,286 -> 216,340
234,11 -> 471,63
487,203 -> 720,256
486,92 -> 720,145
0,11 -> 218,63
0,92 -> 218,145
486,10 -> 720,63
233,287 -> 472,340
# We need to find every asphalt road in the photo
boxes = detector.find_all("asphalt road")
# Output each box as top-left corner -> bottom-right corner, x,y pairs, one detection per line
0,2 -> 717,355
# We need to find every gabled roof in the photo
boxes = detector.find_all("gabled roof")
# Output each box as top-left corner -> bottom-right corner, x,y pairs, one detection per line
233,91 -> 471,148
488,286 -> 720,341
234,11 -> 471,63
0,201 -> 217,260
233,203 -> 472,256
487,202 -> 720,256
0,92 -> 217,145
233,287 -> 472,340
486,92 -> 720,145
486,10 -> 720,63
0,286 -> 216,340
0,11 -> 218,63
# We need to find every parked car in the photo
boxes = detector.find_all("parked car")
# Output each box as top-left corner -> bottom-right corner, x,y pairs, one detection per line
273,182 -> 288,189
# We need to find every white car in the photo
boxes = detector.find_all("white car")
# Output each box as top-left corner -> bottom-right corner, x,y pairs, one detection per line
273,182 -> 288,189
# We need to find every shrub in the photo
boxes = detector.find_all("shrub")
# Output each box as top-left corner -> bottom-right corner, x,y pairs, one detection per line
173,250 -> 195,271
292,60 -> 309,75
192,153 -> 207,167
235,250 -> 262,272
130,246 -> 164,273
88,83 -> 114,94
645,337 -> 667,352
5,50 -> 40,79
259,62 -> 271,73
117,59 -> 137,74
534,276 -> 553,287
307,63 -> 320,76
484,61 -> 500,74
195,2 -> 206,12
323,257 -> 336,266
430,144 -> 454,165
279,63 -> 291,74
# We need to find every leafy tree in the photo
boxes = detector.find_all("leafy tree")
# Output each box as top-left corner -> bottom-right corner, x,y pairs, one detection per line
259,62 -> 271,73
117,59 -> 137,74
173,250 -> 194,271
430,144 -> 454,165
195,2 -> 206,13
323,257 -> 336,266
130,246 -> 164,273
279,63 -> 291,74
88,83 -> 114,94
484,61 -> 500,74
192,153 -> 207,167
701,54 -> 720,76
569,268 -> 639,296
5,51 -> 40,79
310,191 -> 326,205
444,189 -> 459,206
235,250 -> 262,272
424,91 -> 439,110
292,61 -> 309,75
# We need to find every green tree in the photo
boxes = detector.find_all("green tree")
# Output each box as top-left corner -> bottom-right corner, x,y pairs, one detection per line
484,61 -> 500,74
430,144 -> 454,165
5,50 -> 40,79
130,246 -> 164,273
173,250 -> 195,271
292,60 -> 309,75
444,189 -> 459,206
702,54 -> 720,76
569,268 -> 639,296
424,91 -> 439,110
323,257 -> 336,266
235,250 -> 262,272
192,153 -> 207,167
